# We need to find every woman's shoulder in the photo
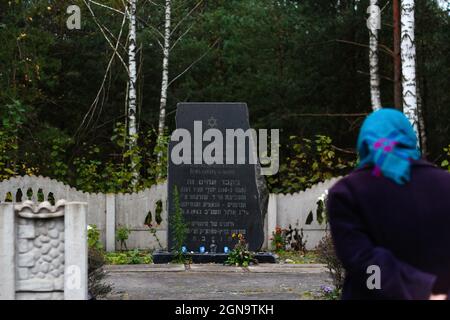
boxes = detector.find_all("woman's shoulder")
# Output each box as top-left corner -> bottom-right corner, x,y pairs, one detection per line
329,159 -> 450,196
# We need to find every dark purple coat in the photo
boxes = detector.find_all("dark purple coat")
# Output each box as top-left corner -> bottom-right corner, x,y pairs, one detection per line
327,160 -> 450,300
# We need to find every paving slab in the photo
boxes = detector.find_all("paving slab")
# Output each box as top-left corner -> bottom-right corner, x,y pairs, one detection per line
104,264 -> 186,272
248,264 -> 327,273
102,264 -> 332,300
187,264 -> 246,273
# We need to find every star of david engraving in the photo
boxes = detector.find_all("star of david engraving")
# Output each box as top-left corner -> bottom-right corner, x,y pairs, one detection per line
207,116 -> 218,128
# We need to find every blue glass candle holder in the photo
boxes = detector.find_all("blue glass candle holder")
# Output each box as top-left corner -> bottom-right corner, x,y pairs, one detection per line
224,246 -> 229,254
181,246 -> 187,253
199,246 -> 206,253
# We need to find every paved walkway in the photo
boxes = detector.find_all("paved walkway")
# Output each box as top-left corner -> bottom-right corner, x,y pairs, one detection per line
102,264 -> 332,300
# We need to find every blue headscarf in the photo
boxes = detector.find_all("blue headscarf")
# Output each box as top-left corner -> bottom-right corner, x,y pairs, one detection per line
357,108 -> 421,185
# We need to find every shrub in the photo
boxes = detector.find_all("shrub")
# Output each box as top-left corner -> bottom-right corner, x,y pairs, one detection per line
88,224 -> 103,251
88,247 -> 112,299
116,225 -> 131,251
316,233 -> 345,292
225,233 -> 257,267
267,135 -> 355,194
170,186 -> 188,263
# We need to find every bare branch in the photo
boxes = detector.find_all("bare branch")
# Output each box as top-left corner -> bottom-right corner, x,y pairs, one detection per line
82,0 -> 128,70
87,0 -> 124,15
168,38 -> 219,87
170,20 -> 196,51
171,0 -> 204,36
75,9 -> 128,138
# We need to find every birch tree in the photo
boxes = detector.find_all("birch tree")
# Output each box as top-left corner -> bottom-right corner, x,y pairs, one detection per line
367,0 -> 382,111
157,0 -> 172,143
154,0 -> 206,164
127,0 -> 139,182
400,0 -> 420,140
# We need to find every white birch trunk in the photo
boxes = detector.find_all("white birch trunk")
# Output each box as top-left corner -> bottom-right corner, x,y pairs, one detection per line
401,0 -> 420,140
127,0 -> 139,182
368,0 -> 382,111
158,0 -> 172,139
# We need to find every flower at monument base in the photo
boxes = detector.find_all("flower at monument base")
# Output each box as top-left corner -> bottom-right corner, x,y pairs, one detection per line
321,285 -> 333,294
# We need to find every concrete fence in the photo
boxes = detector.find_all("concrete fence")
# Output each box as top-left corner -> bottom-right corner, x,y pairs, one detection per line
0,176 -> 168,252
264,177 -> 342,250
0,175 -> 340,252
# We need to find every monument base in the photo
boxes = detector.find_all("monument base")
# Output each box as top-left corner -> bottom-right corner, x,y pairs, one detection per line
153,251 -> 278,264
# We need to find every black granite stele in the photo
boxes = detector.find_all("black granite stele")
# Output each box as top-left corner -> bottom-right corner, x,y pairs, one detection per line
167,103 -> 265,254
153,251 -> 277,264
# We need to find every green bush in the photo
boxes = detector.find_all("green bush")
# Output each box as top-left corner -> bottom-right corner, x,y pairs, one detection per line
88,224 -> 103,251
267,135 -> 355,194
116,225 -> 131,251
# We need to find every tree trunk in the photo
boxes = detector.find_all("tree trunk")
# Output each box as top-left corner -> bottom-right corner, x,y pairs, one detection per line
393,0 -> 403,111
127,0 -> 139,183
368,0 -> 382,111
158,0 -> 172,140
156,0 -> 172,168
400,0 -> 420,141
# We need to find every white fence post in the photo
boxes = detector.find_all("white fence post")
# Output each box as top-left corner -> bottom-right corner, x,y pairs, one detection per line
0,203 -> 16,300
64,202 -> 88,300
106,194 -> 116,252
267,194 -> 278,250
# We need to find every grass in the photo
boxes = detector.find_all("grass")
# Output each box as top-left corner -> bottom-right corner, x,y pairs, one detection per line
105,249 -> 153,265
275,250 -> 320,264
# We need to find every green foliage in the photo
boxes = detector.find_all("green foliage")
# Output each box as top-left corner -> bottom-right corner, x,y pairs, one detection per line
87,224 -> 103,251
225,233 -> 256,267
0,100 -> 36,180
170,186 -> 188,263
441,145 -> 450,172
71,124 -> 169,193
267,135 -> 355,194
116,225 -> 131,251
276,250 -> 320,264
105,250 -> 153,265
